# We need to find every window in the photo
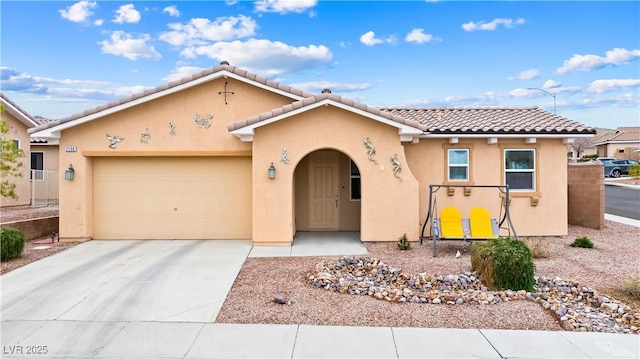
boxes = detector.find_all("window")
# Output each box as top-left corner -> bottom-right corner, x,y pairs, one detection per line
448,149 -> 469,181
31,152 -> 44,181
350,160 -> 361,201
504,149 -> 535,191
12,139 -> 20,149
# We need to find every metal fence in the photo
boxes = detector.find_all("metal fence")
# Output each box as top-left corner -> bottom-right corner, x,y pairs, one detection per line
31,170 -> 59,207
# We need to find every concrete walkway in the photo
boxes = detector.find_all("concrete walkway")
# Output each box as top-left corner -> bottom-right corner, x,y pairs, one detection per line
2,238 -> 639,358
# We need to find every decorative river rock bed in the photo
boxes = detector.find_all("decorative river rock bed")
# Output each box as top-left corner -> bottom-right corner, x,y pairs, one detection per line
306,256 -> 640,334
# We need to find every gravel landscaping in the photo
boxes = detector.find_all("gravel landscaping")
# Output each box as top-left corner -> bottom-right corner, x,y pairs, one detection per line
216,221 -> 640,333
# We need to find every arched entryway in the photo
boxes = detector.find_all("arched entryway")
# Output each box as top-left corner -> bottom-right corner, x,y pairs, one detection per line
293,149 -> 361,234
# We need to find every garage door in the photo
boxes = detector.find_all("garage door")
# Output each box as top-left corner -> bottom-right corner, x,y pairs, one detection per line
93,157 -> 252,239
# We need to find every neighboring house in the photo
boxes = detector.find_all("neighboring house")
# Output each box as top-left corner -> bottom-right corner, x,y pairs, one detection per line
1,93 -> 38,208
30,63 -> 595,243
593,127 -> 640,161
30,117 -> 60,206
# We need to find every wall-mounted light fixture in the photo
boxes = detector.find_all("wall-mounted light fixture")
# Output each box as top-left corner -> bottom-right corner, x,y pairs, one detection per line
268,162 -> 276,179
64,164 -> 75,181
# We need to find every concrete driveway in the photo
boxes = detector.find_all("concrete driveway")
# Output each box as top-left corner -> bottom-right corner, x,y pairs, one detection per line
1,239 -> 252,358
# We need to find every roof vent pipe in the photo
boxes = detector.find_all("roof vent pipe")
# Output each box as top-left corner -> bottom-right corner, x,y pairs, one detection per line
220,60 -> 230,65
321,88 -> 332,94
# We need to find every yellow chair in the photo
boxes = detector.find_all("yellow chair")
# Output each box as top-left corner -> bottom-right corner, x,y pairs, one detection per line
469,207 -> 499,238
439,206 -> 464,238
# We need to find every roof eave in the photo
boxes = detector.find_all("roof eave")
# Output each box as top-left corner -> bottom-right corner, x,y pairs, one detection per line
30,69 -> 310,137
1,97 -> 38,128
230,98 -> 423,142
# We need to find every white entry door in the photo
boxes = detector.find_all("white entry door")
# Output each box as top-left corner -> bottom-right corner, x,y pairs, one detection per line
309,151 -> 339,230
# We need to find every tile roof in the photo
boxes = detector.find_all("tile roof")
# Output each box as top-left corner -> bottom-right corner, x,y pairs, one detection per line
380,107 -> 595,135
30,62 -> 315,134
227,92 -> 426,132
0,92 -> 38,127
594,126 -> 640,143
28,62 -> 595,137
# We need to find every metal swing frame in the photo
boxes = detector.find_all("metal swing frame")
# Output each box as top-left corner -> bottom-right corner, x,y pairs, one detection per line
419,184 -> 518,257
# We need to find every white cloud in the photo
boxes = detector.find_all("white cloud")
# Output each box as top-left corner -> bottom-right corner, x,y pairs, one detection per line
289,81 -> 372,94
588,79 -> 640,93
162,66 -> 208,82
94,19 -> 104,26
405,29 -> 434,44
113,4 -> 141,24
163,5 -> 180,17
360,31 -> 394,46
59,1 -> 97,23
180,39 -> 332,76
99,31 -> 161,60
462,18 -> 525,32
254,0 -> 317,14
508,68 -> 540,80
159,16 -> 257,47
556,48 -> 640,74
543,79 -> 561,89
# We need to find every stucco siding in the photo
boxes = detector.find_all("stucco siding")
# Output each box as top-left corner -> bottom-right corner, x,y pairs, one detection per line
405,138 -> 568,237
56,78 -> 295,239
251,105 -> 420,244
1,114 -> 31,207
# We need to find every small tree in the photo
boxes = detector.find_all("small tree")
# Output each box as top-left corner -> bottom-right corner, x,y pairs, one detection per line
0,104 -> 26,199
569,137 -> 592,160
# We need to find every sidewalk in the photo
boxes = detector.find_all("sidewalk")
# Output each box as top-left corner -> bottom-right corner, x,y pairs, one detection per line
3,321 -> 638,358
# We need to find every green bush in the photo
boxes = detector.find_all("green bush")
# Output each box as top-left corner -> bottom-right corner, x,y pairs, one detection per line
1,227 -> 25,261
629,164 -> 640,179
580,154 -> 598,162
470,237 -> 535,292
397,233 -> 411,250
570,236 -> 594,248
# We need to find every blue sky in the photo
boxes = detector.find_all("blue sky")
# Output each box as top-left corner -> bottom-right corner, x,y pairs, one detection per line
1,1 -> 639,129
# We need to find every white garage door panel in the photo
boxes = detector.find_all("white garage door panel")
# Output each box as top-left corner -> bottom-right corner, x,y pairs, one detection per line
94,157 -> 252,239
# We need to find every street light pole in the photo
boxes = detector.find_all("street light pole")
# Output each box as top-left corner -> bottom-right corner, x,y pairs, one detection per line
527,87 -> 556,114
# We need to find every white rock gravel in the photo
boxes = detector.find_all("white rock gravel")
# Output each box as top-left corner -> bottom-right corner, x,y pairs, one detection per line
216,221 -> 639,333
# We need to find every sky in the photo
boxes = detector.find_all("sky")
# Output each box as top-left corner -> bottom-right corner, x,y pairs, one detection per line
1,0 -> 639,129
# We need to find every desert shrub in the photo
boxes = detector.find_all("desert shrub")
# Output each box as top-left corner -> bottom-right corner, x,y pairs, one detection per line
523,238 -> 550,259
570,236 -> 594,248
397,233 -> 411,250
623,275 -> 640,299
471,237 -> 535,292
580,154 -> 598,162
629,164 -> 640,179
1,227 -> 25,261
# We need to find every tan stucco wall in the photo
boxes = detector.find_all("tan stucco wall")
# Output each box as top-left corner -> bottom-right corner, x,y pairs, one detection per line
30,144 -> 59,172
251,105 -> 420,245
1,114 -> 31,207
405,138 -> 568,237
56,78 -> 293,239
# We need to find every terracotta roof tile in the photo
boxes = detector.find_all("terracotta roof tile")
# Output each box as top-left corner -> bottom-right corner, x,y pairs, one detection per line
31,63 -> 315,134
380,107 -> 594,134
227,93 -> 427,133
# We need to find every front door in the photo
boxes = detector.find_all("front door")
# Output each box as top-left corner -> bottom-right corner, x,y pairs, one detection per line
309,151 -> 339,230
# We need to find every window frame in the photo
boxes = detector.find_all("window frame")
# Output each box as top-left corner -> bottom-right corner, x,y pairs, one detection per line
504,148 -> 536,192
442,143 -> 474,185
447,148 -> 470,181
30,151 -> 45,181
349,160 -> 361,201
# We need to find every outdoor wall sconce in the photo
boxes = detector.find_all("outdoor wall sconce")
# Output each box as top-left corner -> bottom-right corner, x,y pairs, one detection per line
64,164 -> 75,181
268,162 -> 276,179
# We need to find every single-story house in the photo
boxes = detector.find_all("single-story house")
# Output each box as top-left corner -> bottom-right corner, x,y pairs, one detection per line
30,62 -> 595,244
1,93 -> 60,208
593,127 -> 640,161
